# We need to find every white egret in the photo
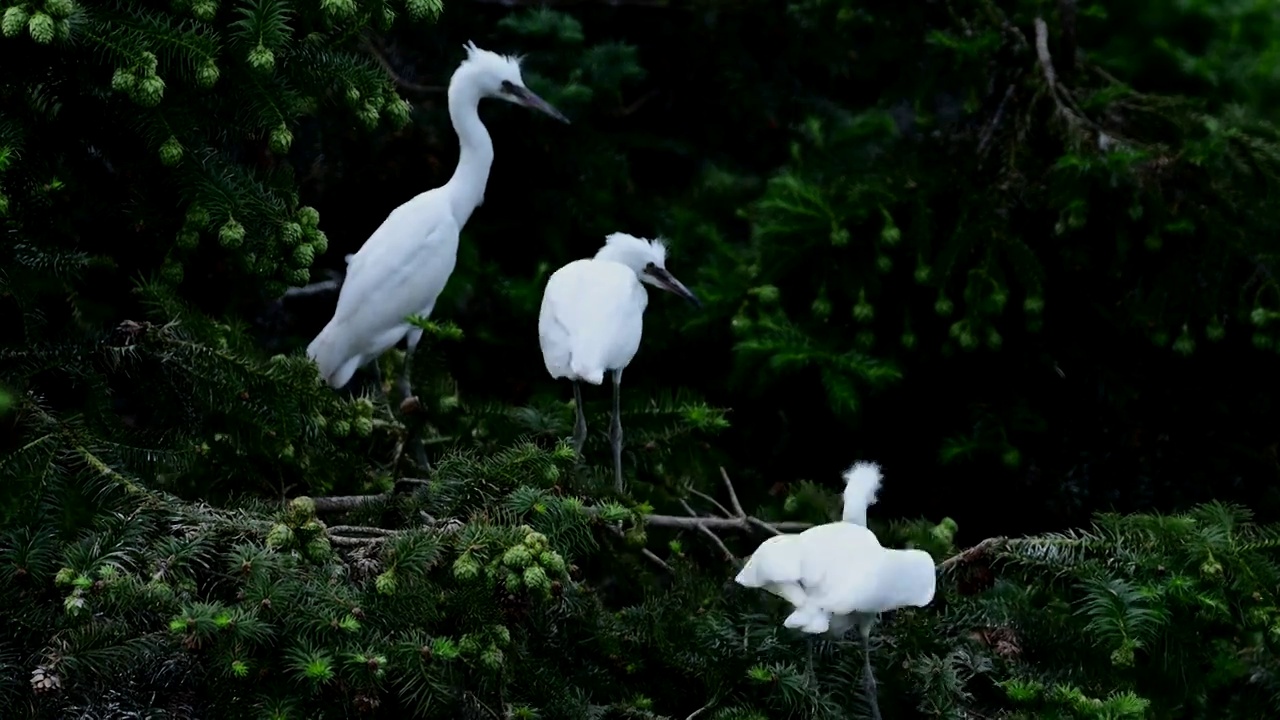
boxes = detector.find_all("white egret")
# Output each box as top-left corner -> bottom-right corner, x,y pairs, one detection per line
537,232 -> 701,492
735,462 -> 936,720
307,41 -> 568,402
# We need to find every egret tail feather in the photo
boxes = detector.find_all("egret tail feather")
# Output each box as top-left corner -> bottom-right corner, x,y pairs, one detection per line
570,358 -> 605,385
307,324 -> 359,389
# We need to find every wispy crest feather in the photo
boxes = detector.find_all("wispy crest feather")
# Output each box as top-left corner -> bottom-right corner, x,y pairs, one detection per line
603,232 -> 667,264
841,460 -> 882,526
460,39 -> 523,74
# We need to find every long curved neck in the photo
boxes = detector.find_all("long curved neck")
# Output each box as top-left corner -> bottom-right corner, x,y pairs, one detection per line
442,77 -> 494,227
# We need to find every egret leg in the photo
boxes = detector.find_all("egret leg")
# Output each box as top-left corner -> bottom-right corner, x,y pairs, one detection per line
571,380 -> 588,458
368,359 -> 387,398
399,328 -> 431,471
858,620 -> 882,720
806,636 -> 816,686
397,329 -> 422,402
609,368 -> 624,494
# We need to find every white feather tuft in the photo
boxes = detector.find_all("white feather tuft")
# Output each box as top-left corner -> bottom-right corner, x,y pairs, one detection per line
840,461 -> 882,526
601,232 -> 667,266
457,41 -> 523,78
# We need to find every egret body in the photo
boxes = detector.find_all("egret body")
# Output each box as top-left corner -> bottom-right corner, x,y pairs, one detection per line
735,462 -> 936,720
537,233 -> 701,492
308,42 -> 568,401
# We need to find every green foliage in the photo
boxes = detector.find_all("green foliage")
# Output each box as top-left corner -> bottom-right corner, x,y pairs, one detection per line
948,503 -> 1280,718
0,0 -> 415,309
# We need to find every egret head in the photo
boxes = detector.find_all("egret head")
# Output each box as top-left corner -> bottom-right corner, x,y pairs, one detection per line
596,232 -> 701,307
454,41 -> 569,123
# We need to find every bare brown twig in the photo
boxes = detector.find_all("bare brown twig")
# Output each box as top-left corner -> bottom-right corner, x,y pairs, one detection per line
282,278 -> 340,298
680,499 -> 735,563
306,466 -> 811,568
977,84 -> 1015,158
938,536 -> 1007,572
1031,16 -> 1114,142
361,36 -> 445,95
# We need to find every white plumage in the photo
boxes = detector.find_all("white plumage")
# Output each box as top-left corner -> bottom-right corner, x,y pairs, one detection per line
308,41 -> 568,397
839,461 -> 883,527
735,461 -> 936,720
539,258 -> 647,386
538,232 -> 700,491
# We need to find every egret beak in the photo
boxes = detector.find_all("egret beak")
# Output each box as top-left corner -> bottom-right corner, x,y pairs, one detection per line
644,266 -> 701,308
505,82 -> 570,123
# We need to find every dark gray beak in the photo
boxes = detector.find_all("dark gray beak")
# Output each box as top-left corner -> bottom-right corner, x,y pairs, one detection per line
645,266 -> 701,308
506,83 -> 570,124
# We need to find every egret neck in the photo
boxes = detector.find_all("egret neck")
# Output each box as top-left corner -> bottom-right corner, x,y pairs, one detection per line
442,80 -> 495,227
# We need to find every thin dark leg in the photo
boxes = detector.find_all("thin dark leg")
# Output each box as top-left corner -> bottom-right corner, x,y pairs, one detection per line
806,636 -> 816,686
860,622 -> 882,720
398,337 -> 430,471
397,339 -> 418,402
609,368 -> 624,494
368,360 -> 389,401
571,380 -> 588,458
412,435 -> 431,471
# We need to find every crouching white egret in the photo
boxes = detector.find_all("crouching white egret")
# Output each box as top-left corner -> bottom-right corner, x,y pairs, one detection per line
308,41 -> 569,404
735,461 -> 936,720
537,232 -> 701,492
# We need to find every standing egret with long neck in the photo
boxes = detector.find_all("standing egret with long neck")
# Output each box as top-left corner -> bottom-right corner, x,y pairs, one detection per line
537,233 -> 701,492
308,42 -> 568,401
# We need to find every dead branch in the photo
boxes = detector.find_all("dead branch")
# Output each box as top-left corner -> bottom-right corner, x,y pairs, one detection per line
1033,17 -> 1060,90
687,486 -> 733,518
305,465 -> 812,568
329,534 -> 388,547
327,525 -> 398,536
611,89 -> 660,118
312,495 -> 387,512
684,699 -> 716,720
361,36 -> 445,95
1031,16 -> 1114,142
680,499 -> 735,563
938,536 -> 1007,572
639,514 -> 811,532
977,84 -> 1015,158
282,278 -> 340,298
606,525 -> 672,572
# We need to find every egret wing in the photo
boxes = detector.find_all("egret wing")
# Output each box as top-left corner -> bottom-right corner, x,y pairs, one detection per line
332,201 -> 461,357
540,260 -> 647,379
537,260 -> 588,379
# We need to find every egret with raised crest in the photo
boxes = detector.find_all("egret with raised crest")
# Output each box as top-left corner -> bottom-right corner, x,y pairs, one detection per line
308,41 -> 569,403
735,461 -> 936,720
537,232 -> 701,492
